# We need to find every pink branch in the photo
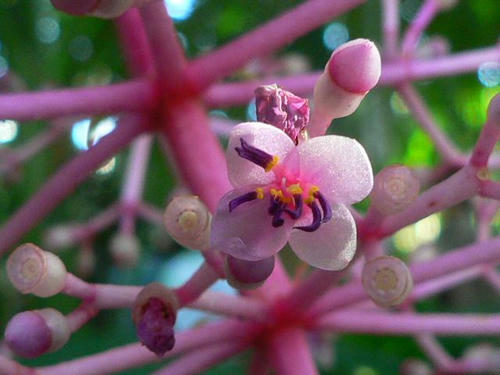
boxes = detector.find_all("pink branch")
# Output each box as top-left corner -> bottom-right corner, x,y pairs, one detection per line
479,180 -> 500,200
267,328 -> 319,375
135,202 -> 164,225
0,80 -> 155,121
37,320 -> 259,375
316,311 -> 500,335
414,333 -> 455,369
175,262 -> 219,306
66,303 -> 98,332
190,291 -> 267,320
397,83 -> 464,166
187,0 -> 365,90
401,0 -> 440,56
152,342 -> 248,375
469,110 -> 500,168
0,115 -> 148,256
0,355 -> 32,375
382,0 -> 400,58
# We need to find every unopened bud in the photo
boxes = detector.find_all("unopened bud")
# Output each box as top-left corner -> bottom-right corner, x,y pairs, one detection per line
5,308 -> 70,358
164,195 -> 211,251
224,255 -> 275,289
44,225 -> 76,250
109,233 -> 141,268
361,256 -> 413,307
371,165 -> 420,215
437,0 -> 458,10
255,84 -> 310,144
310,39 -> 381,136
400,359 -> 432,375
132,283 -> 178,357
51,0 -> 150,18
464,343 -> 500,371
7,244 -> 67,297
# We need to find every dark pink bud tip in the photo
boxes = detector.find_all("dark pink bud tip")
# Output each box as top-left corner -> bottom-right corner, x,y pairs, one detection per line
328,39 -> 381,94
50,0 -> 100,15
226,255 -> 275,288
5,311 -> 51,358
136,298 -> 176,357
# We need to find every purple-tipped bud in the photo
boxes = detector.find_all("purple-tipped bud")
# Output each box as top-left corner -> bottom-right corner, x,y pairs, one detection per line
225,255 -> 275,289
371,165 -> 420,215
255,84 -> 310,144
5,309 -> 70,358
310,39 -> 381,136
133,283 -> 178,357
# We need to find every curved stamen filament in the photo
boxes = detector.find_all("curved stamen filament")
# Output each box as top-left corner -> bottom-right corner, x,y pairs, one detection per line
235,138 -> 279,172
228,191 -> 258,212
314,191 -> 332,223
285,194 -> 303,219
294,200 -> 322,232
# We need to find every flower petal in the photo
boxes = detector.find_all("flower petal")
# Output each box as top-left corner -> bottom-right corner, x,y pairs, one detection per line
211,186 -> 293,261
297,135 -> 373,204
289,204 -> 356,270
227,122 -> 296,187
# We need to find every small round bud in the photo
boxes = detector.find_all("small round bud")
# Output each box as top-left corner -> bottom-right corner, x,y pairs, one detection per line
400,359 -> 432,375
5,308 -> 70,358
109,233 -> 140,268
361,256 -> 413,307
7,244 -> 67,297
310,39 -> 381,136
164,195 -> 211,251
133,283 -> 178,357
224,255 -> 275,290
464,343 -> 500,371
371,165 -> 420,215
437,0 -> 458,10
44,225 -> 76,250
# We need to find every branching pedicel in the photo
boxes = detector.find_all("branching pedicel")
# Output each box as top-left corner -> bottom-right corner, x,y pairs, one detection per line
0,0 -> 499,374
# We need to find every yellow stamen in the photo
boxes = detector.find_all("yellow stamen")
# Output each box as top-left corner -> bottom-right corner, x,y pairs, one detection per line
305,185 -> 320,204
255,188 -> 265,200
287,183 -> 303,195
265,155 -> 280,172
270,188 -> 284,200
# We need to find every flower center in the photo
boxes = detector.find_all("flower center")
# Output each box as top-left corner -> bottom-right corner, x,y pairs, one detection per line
229,138 -> 333,232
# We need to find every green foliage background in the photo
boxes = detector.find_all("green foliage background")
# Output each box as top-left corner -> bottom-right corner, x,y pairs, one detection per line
0,0 -> 499,373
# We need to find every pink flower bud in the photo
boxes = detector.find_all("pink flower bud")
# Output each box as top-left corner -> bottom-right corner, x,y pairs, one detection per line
132,283 -> 178,357
224,255 -> 275,289
5,308 -> 70,358
400,359 -> 432,375
255,84 -> 310,144
7,244 -> 67,297
109,233 -> 141,268
310,39 -> 381,136
371,165 -> 420,215
361,256 -> 413,307
164,195 -> 211,251
44,225 -> 76,250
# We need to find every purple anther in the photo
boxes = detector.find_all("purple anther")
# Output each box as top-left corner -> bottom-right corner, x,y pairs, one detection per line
294,201 -> 322,232
136,298 -> 175,357
314,191 -> 332,223
285,194 -> 303,219
235,138 -> 275,170
272,205 -> 286,227
229,191 -> 258,212
255,84 -> 310,144
268,196 -> 283,215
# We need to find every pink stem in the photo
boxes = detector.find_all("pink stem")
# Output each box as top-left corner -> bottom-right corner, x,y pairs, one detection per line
119,135 -> 152,234
152,341 -> 249,375
0,115 -> 148,256
401,0 -> 440,56
310,235 -> 500,316
483,267 -> 500,294
382,0 -> 400,58
135,202 -> 164,225
73,204 -> 121,241
0,80 -> 154,121
479,180 -> 500,200
0,356 -> 32,375
189,291 -> 267,320
203,46 -> 500,107
37,320 -> 259,375
415,333 -> 455,368
377,167 -> 479,237
469,115 -> 500,168
316,311 -> 500,335
187,0 -> 365,91
267,328 -> 319,375
175,262 -> 219,306
66,303 -> 98,332
397,83 -> 464,166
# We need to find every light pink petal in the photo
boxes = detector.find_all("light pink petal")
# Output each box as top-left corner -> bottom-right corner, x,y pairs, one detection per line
211,186 -> 293,261
289,204 -> 356,270
297,135 -> 373,204
226,122 -> 296,187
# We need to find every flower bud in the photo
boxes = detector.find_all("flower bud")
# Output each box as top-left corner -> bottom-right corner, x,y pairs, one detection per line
224,255 -> 275,290
5,308 -> 70,358
164,195 -> 211,251
361,256 -> 413,307
44,225 -> 76,250
464,343 -> 500,371
371,165 -> 420,215
51,0 -> 150,18
400,359 -> 432,375
109,233 -> 141,268
255,84 -> 310,144
132,283 -> 178,357
7,244 -> 67,297
310,39 -> 381,136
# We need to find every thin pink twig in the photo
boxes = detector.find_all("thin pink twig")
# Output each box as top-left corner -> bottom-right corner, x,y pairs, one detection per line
401,0 -> 440,56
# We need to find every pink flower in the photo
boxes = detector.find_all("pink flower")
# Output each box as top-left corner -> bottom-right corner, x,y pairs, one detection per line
211,122 -> 373,270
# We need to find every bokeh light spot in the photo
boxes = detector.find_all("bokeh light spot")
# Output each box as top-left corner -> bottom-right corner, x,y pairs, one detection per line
69,35 -> 93,62
322,22 -> 349,51
477,61 -> 500,88
0,56 -> 8,79
0,119 -> 18,144
35,17 -> 60,44
164,0 -> 196,21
